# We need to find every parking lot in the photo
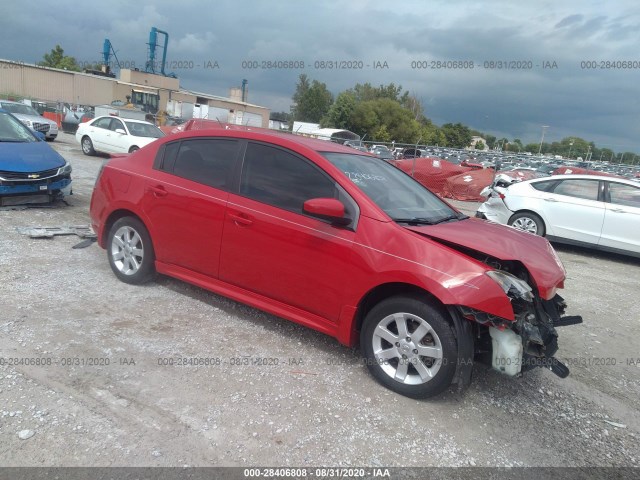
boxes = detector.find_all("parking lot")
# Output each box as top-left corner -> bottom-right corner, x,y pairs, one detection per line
1,132 -> 639,468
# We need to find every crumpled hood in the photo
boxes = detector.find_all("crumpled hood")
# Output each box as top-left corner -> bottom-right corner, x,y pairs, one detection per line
406,217 -> 566,299
0,141 -> 66,172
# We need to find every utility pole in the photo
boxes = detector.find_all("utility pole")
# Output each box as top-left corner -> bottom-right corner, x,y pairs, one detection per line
537,126 -> 549,155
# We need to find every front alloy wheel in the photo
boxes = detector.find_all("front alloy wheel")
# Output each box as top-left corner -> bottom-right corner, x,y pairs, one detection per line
107,217 -> 156,284
81,136 -> 95,156
361,295 -> 457,398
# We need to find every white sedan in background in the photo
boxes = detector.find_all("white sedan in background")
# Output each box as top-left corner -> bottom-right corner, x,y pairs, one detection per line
477,174 -> 640,257
76,116 -> 164,155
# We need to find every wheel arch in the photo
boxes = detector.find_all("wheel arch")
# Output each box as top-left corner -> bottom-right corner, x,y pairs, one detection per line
102,209 -> 153,249
353,282 -> 449,336
508,209 -> 547,234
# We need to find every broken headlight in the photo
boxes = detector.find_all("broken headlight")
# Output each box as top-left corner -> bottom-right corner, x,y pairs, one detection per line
486,270 -> 534,302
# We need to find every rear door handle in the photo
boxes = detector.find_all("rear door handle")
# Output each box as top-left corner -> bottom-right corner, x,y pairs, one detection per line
229,212 -> 253,226
148,185 -> 168,197
544,198 -> 558,202
610,208 -> 625,213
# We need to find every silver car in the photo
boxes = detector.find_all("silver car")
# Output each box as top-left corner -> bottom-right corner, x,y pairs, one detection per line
0,100 -> 58,141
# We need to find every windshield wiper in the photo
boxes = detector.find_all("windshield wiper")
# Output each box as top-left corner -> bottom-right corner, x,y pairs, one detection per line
429,213 -> 468,224
393,213 -> 468,226
392,217 -> 438,225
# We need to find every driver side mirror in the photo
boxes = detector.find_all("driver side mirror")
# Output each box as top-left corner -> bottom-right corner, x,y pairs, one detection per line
303,198 -> 351,226
115,128 -> 126,135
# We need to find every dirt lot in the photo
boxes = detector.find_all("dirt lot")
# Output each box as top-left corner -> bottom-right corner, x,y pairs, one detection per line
1,133 -> 639,468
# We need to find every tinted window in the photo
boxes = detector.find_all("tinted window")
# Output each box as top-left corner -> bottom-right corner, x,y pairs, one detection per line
531,180 -> 558,192
553,179 -> 599,201
94,117 -> 112,129
609,182 -> 640,208
171,139 -> 238,190
240,143 -> 337,214
110,118 -> 125,131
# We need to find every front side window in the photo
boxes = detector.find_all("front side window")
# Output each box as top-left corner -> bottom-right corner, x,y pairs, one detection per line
240,143 -> 338,214
553,179 -> 600,201
110,118 -> 125,132
171,138 -> 238,190
608,182 -> 640,208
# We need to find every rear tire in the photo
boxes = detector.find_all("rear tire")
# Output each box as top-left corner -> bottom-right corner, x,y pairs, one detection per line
81,136 -> 95,156
361,295 -> 458,399
128,146 -> 140,153
509,211 -> 545,236
107,216 -> 156,285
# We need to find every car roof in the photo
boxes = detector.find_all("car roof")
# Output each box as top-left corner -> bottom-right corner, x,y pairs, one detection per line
170,127 -> 363,155
0,100 -> 21,105
530,174 -> 636,185
94,116 -> 155,125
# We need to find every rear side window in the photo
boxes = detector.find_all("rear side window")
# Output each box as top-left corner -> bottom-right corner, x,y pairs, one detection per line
164,139 -> 238,190
553,179 -> 600,201
93,117 -> 112,129
530,180 -> 558,192
240,142 -> 337,214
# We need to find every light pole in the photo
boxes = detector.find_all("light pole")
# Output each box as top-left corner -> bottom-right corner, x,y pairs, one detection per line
568,139 -> 574,159
537,125 -> 549,156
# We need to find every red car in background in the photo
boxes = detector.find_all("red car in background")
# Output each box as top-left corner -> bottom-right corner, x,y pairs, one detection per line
90,129 -> 581,398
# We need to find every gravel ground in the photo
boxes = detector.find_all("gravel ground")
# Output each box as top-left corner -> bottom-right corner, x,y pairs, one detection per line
0,133 -> 639,468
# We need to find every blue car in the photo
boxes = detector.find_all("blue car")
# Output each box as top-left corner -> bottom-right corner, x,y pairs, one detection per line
0,108 -> 72,206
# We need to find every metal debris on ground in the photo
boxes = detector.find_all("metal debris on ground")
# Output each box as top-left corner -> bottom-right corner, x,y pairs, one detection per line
16,225 -> 97,240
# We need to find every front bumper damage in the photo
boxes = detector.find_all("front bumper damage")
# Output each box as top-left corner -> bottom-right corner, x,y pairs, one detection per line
460,293 -> 582,379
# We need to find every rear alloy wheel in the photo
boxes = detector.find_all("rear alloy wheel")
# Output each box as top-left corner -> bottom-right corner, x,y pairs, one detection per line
361,295 -> 458,399
81,136 -> 95,156
107,217 -> 156,284
509,212 -> 545,236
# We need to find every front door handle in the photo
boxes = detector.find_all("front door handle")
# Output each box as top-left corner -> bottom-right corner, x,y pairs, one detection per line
229,212 -> 253,226
147,185 -> 168,197
544,198 -> 558,202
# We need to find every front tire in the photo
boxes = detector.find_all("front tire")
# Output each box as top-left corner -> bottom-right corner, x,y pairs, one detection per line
128,146 -> 139,153
361,295 -> 458,399
107,217 -> 156,285
509,211 -> 545,236
81,136 -> 95,156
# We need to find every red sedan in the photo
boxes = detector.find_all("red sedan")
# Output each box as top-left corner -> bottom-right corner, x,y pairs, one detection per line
90,129 -> 581,398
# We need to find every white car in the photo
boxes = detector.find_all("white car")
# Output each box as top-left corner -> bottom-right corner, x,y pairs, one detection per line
477,174 -> 640,257
76,116 -> 164,155
0,100 -> 59,141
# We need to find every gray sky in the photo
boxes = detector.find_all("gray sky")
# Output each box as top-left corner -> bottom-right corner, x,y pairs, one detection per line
2,0 -> 640,152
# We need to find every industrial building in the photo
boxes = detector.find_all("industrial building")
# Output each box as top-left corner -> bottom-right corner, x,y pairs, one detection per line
0,58 -> 270,127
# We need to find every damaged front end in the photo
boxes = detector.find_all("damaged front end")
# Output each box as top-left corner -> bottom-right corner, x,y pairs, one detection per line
459,258 -> 582,379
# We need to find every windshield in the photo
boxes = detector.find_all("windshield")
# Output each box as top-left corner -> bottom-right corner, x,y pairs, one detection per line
322,152 -> 460,224
0,102 -> 40,116
0,112 -> 38,142
124,121 -> 164,138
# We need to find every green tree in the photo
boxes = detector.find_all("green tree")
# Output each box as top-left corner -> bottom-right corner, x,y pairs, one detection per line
484,135 -> 497,150
475,140 -> 485,150
290,74 -> 333,123
352,83 -> 404,103
321,91 -> 356,129
441,123 -> 473,148
39,45 -> 81,71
